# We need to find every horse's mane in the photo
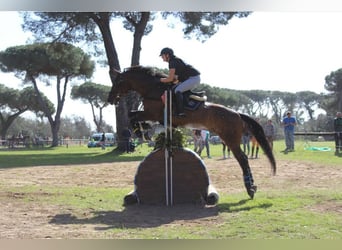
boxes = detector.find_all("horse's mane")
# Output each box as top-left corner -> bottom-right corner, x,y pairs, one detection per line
123,66 -> 167,78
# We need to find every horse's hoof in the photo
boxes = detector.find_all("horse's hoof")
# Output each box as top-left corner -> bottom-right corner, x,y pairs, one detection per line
247,185 -> 257,199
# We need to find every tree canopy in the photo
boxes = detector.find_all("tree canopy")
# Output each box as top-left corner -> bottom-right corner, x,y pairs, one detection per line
324,68 -> 342,113
71,82 -> 111,132
0,84 -> 54,139
0,43 -> 94,78
0,42 -> 95,146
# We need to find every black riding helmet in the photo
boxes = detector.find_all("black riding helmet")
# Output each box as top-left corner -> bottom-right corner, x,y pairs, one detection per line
159,47 -> 174,56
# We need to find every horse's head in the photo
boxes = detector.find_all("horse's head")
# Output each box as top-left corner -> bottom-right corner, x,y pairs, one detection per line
107,66 -> 168,105
107,69 -> 128,105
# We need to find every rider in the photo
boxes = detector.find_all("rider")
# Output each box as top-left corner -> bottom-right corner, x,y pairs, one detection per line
159,47 -> 201,117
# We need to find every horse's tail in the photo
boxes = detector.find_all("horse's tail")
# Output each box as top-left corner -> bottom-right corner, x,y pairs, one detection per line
239,113 -> 276,175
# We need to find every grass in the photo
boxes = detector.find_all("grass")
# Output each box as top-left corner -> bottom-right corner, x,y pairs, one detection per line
0,139 -> 341,239
272,139 -> 341,166
0,139 -> 340,168
1,184 -> 341,239
0,144 -> 149,168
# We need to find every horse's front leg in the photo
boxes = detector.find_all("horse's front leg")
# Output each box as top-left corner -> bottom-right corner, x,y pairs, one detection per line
129,105 -> 164,125
129,110 -> 157,140
129,110 -> 146,123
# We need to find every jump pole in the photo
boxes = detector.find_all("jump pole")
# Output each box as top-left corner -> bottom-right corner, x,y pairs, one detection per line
164,88 -> 173,206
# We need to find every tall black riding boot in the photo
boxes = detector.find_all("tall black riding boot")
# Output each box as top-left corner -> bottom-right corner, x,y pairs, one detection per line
175,92 -> 185,117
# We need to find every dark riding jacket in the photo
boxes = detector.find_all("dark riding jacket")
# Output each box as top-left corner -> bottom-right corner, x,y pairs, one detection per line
168,56 -> 200,82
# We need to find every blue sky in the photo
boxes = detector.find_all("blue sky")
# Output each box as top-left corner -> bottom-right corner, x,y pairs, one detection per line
1,11 -> 341,129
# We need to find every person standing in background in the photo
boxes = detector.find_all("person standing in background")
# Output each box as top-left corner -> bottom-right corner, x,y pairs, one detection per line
250,135 -> 259,159
200,130 -> 211,158
100,132 -> 106,150
264,119 -> 275,150
241,130 -> 250,156
122,127 -> 132,153
193,129 -> 203,155
250,118 -> 260,158
282,111 -> 297,152
334,111 -> 342,155
222,141 -> 231,159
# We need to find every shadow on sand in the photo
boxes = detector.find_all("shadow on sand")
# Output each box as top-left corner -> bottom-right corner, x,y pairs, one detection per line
49,199 -> 273,230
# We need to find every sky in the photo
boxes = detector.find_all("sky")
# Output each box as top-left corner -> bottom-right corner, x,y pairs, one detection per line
1,11 -> 342,131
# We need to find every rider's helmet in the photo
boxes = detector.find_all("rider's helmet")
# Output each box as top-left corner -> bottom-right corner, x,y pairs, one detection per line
159,47 -> 174,56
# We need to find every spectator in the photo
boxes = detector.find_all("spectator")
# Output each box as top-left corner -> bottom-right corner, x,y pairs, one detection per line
264,119 -> 275,150
222,141 -> 231,159
282,111 -> 297,152
100,132 -> 106,150
122,127 -> 132,153
334,111 -> 342,155
193,129 -> 203,155
200,130 -> 211,158
250,135 -> 259,158
250,118 -> 260,158
241,130 -> 250,156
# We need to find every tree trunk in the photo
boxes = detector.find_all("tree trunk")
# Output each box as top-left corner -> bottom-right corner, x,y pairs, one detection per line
50,121 -> 59,146
0,112 -> 25,140
130,12 -> 150,66
127,12 -> 150,114
91,12 -> 132,151
91,12 -> 151,151
28,74 -> 66,147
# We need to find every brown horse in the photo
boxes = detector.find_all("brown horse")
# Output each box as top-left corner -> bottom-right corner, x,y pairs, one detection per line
108,66 -> 276,199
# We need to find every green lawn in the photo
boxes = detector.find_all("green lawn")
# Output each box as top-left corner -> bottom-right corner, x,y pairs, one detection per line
0,139 -> 341,239
0,139 -> 340,168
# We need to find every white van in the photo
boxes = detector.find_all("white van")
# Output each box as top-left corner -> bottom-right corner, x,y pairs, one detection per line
88,132 -> 115,148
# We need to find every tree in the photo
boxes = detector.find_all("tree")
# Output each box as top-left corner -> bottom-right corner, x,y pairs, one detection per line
324,68 -> 342,114
59,116 -> 92,139
296,91 -> 322,120
8,115 -> 92,140
71,81 -> 111,132
162,12 -> 250,42
21,11 -> 250,150
0,84 -> 54,139
0,42 -> 95,146
198,84 -> 244,109
241,90 -> 270,117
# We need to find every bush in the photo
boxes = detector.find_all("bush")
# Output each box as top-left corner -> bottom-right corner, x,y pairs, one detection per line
154,128 -> 186,149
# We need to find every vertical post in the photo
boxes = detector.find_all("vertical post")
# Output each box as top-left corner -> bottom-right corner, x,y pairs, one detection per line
164,90 -> 169,206
164,88 -> 173,206
168,88 -> 173,206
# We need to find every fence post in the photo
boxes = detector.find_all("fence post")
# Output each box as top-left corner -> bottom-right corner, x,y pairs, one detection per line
164,88 -> 173,206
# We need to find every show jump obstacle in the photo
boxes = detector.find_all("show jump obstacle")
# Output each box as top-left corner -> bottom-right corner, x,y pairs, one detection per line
124,89 -> 219,206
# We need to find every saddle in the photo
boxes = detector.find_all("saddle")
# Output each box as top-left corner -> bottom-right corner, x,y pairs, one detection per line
183,90 -> 207,111
161,89 -> 207,112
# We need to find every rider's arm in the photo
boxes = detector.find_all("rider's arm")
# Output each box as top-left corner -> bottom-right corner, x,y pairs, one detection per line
160,68 -> 176,83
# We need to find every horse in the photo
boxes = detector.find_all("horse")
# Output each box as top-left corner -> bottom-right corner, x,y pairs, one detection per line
108,66 -> 276,199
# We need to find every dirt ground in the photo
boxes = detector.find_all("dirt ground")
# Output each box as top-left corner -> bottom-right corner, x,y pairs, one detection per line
0,155 -> 341,239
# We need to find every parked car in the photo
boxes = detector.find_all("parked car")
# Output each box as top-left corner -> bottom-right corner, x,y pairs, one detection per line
209,135 -> 221,145
87,133 -> 115,148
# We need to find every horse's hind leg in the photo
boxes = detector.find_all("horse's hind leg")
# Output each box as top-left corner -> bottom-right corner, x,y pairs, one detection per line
231,146 -> 257,199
